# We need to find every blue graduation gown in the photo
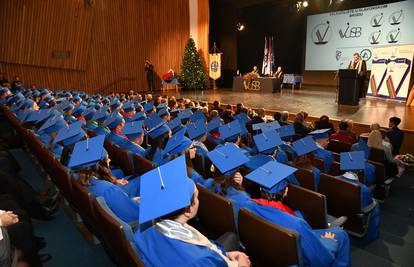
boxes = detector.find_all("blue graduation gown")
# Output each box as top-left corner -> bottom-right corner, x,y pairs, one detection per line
190,169 -> 218,192
84,121 -> 98,131
93,126 -> 110,136
337,175 -> 380,242
315,148 -> 333,173
364,162 -> 376,187
88,178 -> 139,224
133,226 -> 228,267
222,188 -> 350,266
119,140 -> 146,157
145,147 -> 168,166
107,132 -> 127,146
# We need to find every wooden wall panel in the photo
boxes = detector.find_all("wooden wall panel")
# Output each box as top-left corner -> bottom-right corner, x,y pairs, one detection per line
0,0 -> 204,94
198,0 -> 210,68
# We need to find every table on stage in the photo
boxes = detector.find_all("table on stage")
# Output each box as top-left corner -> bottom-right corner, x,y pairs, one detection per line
282,74 -> 303,89
232,76 -> 280,92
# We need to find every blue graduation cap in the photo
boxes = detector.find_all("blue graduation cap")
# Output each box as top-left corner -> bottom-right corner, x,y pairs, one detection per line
163,128 -> 192,156
158,108 -> 170,118
207,116 -> 222,133
309,128 -> 330,139
278,124 -> 295,138
54,120 -> 83,144
170,109 -> 181,118
103,112 -> 124,129
253,120 -> 281,133
253,130 -> 283,153
291,136 -> 319,156
145,114 -> 164,130
143,102 -> 155,113
178,109 -> 193,122
245,161 -> 297,193
219,119 -> 242,142
131,111 -> 146,122
110,99 -> 122,110
156,102 -> 168,110
207,143 -> 250,174
91,106 -> 109,123
122,101 -> 135,113
190,110 -> 207,123
340,151 -> 365,171
139,156 -> 195,224
83,108 -> 96,121
38,116 -> 66,134
72,104 -> 86,117
167,117 -> 183,134
17,110 -> 31,121
147,122 -> 170,139
25,110 -> 45,123
67,135 -> 107,169
60,101 -> 74,112
122,121 -> 144,139
187,119 -> 207,140
234,113 -> 251,125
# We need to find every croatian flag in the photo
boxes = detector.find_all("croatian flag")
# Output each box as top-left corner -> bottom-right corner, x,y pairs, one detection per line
262,36 -> 274,75
262,36 -> 269,75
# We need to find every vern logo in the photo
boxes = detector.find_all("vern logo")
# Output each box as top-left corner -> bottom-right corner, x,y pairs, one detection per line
311,21 -> 332,45
387,28 -> 401,43
371,13 -> 383,27
369,30 -> 382,44
339,23 -> 362,39
360,49 -> 372,62
389,10 -> 404,25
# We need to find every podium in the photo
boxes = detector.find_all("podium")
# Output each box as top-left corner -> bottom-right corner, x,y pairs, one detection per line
338,69 -> 359,105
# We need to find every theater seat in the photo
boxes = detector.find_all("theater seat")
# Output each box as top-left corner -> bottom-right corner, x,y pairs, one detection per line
93,197 -> 136,267
131,153 -> 155,175
238,208 -> 302,267
327,139 -> 352,153
71,179 -> 97,231
291,166 -> 316,191
126,241 -> 145,267
195,184 -> 237,238
368,147 -> 385,163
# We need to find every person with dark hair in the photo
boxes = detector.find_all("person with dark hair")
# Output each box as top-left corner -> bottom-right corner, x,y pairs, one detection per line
144,60 -> 154,92
293,112 -> 313,137
212,100 -> 223,115
348,52 -> 367,98
386,116 -> 404,155
330,120 -> 356,144
273,112 -> 282,123
314,115 -> 335,134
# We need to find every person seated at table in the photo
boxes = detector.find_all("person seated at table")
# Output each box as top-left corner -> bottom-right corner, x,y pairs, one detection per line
272,66 -> 283,92
330,120 -> 356,144
134,156 -> 251,267
243,66 -> 260,90
162,69 -> 176,83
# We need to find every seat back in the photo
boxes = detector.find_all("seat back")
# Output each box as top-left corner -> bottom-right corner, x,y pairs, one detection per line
292,167 -> 316,191
313,157 -> 325,173
318,173 -> 361,216
196,184 -> 237,236
113,146 -> 135,175
71,179 -> 97,228
126,241 -> 146,267
53,162 -> 73,204
329,161 -> 341,176
238,208 -> 302,267
368,147 -> 385,163
285,184 -> 327,229
327,139 -> 352,153
93,197 -> 132,267
132,153 -> 155,175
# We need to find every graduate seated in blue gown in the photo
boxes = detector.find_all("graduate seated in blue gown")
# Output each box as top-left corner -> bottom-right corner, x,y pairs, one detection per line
145,116 -> 172,166
207,147 -> 351,267
336,151 -> 380,242
103,112 -> 128,146
134,156 -> 251,267
118,121 -> 146,157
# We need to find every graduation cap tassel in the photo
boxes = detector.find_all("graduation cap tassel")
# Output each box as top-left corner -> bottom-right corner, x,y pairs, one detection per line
348,152 -> 353,161
300,139 -> 306,146
157,167 -> 165,189
263,133 -> 268,141
86,137 -> 89,151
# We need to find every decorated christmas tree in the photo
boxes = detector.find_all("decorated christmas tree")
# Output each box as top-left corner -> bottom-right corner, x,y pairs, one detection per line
179,38 -> 208,90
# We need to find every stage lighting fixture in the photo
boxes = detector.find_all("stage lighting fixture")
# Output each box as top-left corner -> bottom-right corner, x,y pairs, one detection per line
236,23 -> 245,31
296,1 -> 309,11
303,1 -> 309,7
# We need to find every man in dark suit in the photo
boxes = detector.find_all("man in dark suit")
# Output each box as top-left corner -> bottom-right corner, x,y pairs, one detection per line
145,60 -> 154,92
272,66 -> 283,92
386,117 -> 404,155
348,52 -> 367,98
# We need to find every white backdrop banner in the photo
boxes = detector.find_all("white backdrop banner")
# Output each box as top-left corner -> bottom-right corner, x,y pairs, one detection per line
368,44 -> 413,101
305,1 -> 414,71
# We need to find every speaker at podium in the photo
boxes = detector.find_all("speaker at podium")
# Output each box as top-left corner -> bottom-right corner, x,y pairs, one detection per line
338,69 -> 360,106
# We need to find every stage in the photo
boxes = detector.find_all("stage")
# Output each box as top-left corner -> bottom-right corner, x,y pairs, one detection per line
164,86 -> 414,132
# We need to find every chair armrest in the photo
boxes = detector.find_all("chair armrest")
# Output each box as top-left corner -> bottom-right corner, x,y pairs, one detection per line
356,199 -> 378,218
327,215 -> 348,228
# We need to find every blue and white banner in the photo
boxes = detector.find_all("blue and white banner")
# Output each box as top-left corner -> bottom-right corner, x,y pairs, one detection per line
305,1 -> 414,71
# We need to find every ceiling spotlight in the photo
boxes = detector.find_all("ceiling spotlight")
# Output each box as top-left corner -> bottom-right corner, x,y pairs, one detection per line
303,0 -> 309,7
296,0 -> 309,11
236,23 -> 245,31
